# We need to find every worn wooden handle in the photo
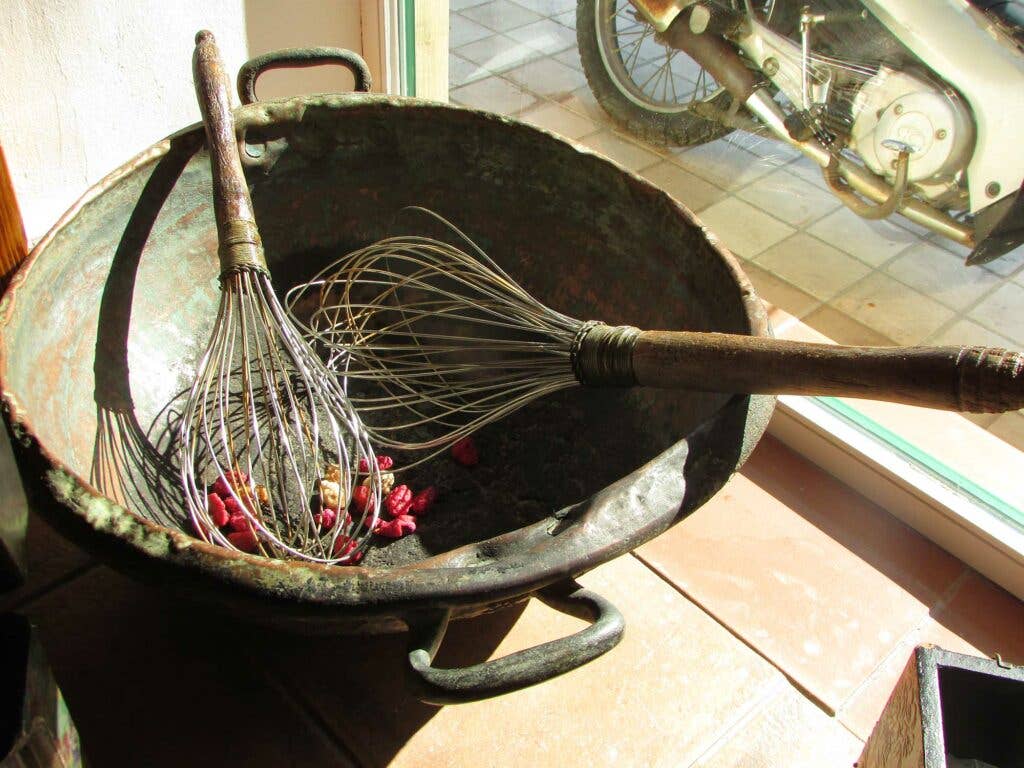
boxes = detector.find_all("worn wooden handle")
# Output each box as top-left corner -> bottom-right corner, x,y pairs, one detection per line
631,331 -> 1024,413
193,30 -> 266,274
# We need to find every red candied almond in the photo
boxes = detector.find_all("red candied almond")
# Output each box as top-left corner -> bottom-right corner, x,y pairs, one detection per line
350,484 -> 375,513
332,535 -> 364,564
385,485 -> 413,518
207,493 -> 229,527
314,509 -> 337,530
374,514 -> 416,539
211,470 -> 249,499
451,437 -> 479,467
227,513 -> 252,533
359,455 -> 395,473
227,529 -> 259,553
410,486 -> 437,515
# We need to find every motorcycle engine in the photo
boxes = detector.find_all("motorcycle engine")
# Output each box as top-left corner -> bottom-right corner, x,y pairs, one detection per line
847,68 -> 975,193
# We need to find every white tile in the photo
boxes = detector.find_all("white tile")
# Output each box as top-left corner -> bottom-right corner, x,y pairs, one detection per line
927,319 -> 1017,350
671,139 -> 776,192
641,160 -> 727,213
552,46 -> 583,71
505,18 -> 578,55
451,0 -> 489,9
782,155 -> 832,191
455,33 -> 543,72
884,240 -> 1003,311
696,197 -> 796,259
450,13 -> 495,48
725,132 -> 802,165
561,85 -> 617,125
736,169 -> 841,228
449,74 -> 537,115
831,272 -> 955,344
518,101 -> 599,140
449,53 -> 489,88
753,233 -> 872,302
512,0 -> 576,14
967,281 -> 1024,345
504,56 -> 588,100
459,0 -> 544,32
807,207 -> 921,267
551,8 -> 576,29
578,131 -> 663,172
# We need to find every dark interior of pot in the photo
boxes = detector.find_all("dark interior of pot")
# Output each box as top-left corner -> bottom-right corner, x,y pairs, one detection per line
2,96 -> 767,579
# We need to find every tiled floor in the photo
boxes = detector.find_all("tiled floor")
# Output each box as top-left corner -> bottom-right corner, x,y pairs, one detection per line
10,436 -> 1024,766
447,0 -> 1024,451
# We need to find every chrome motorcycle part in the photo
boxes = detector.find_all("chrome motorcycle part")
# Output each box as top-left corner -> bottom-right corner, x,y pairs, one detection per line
849,68 -> 974,187
864,0 -> 1024,211
823,142 -> 910,220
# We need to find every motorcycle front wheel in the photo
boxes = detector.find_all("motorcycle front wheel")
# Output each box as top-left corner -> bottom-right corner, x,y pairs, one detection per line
576,0 -> 734,146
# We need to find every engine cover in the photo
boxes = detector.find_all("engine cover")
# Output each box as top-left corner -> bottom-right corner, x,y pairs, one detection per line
850,67 -> 974,185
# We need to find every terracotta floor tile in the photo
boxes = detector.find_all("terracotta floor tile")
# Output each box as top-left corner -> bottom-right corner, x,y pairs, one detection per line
22,567 -> 352,767
636,437 -> 965,713
838,617 -> 981,740
0,512 -> 94,612
250,555 -> 785,768
932,570 -> 1024,665
696,684 -> 863,768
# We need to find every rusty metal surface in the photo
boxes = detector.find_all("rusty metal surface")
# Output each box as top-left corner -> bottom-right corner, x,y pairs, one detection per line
0,94 -> 773,632
630,0 -> 691,32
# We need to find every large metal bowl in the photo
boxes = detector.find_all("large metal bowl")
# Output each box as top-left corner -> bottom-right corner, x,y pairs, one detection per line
0,78 -> 773,702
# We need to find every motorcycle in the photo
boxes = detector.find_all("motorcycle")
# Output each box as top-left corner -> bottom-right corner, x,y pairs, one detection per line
576,0 -> 1024,265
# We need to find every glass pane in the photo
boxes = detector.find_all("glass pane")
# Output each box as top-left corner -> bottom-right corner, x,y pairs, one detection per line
447,1 -> 1024,532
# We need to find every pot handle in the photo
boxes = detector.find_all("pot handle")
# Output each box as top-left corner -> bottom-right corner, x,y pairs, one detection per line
405,579 -> 625,705
236,47 -> 372,105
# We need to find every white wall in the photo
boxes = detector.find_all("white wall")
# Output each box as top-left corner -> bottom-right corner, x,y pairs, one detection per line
0,0 -> 369,243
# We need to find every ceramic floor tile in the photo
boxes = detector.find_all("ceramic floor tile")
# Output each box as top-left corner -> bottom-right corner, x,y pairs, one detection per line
801,304 -> 897,346
837,616 -> 979,740
449,53 -> 489,88
450,13 -> 496,48
504,55 -> 588,100
637,436 -> 965,714
753,232 -> 872,302
739,261 -> 822,321
459,0 -> 544,32
695,197 -> 795,259
452,0 -> 490,9
553,45 -> 582,70
513,0 -> 576,14
672,140 -> 777,191
449,74 -> 538,115
736,169 -> 841,228
724,132 -> 803,166
641,160 -> 728,213
807,207 -> 921,268
988,411 -> 1024,452
884,240 -> 1003,311
830,271 -> 955,344
455,32 -> 543,72
967,280 -> 1024,344
696,685 -> 863,768
781,154 -> 832,191
940,235 -> 1024,279
23,567 -> 353,767
925,318 -> 1018,349
932,570 -> 1024,665
551,8 -> 576,29
562,84 -> 619,124
505,18 -> 578,55
250,555 -> 785,768
579,130 -> 663,172
518,100 -> 599,139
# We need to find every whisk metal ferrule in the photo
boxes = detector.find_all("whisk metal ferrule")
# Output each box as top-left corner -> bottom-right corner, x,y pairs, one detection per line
571,322 -> 641,387
217,219 -> 268,277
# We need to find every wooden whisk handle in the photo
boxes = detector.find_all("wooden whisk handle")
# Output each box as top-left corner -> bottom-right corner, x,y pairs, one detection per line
193,30 -> 267,275
576,326 -> 1024,413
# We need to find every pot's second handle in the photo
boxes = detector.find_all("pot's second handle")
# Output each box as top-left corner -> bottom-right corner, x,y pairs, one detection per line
237,47 -> 372,104
406,580 -> 624,705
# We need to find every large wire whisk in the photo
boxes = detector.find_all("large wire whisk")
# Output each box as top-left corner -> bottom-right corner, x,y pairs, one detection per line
181,31 -> 381,563
287,207 -> 1024,462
